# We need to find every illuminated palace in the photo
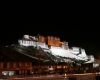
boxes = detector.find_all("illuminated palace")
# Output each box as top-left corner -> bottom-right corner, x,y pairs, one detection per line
18,34 -> 94,64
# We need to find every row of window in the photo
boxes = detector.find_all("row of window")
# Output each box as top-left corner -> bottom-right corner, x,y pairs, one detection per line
33,65 -> 69,69
0,62 -> 31,68
19,40 -> 46,45
19,40 -> 36,44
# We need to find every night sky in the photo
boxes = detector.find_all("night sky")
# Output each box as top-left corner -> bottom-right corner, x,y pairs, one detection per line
0,1 -> 100,58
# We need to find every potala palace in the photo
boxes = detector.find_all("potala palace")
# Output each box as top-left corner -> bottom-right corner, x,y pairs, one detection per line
18,34 -> 96,64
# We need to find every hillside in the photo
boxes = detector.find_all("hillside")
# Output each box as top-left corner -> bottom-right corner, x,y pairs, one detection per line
13,44 -> 58,64
0,45 -> 57,65
0,45 -> 39,64
0,44 -> 88,66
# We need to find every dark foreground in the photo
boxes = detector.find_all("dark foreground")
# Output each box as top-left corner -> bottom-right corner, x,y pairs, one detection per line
0,73 -> 100,80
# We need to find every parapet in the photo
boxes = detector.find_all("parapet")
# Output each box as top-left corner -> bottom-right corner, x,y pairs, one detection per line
23,35 -> 29,39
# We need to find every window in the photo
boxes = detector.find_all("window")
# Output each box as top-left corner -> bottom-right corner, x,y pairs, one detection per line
2,71 -> 8,76
16,63 -> 19,68
27,63 -> 30,67
3,62 -> 7,68
16,70 -> 19,75
27,70 -> 30,75
2,71 -> 14,76
22,63 -> 25,67
9,71 -> 14,76
9,63 -> 13,68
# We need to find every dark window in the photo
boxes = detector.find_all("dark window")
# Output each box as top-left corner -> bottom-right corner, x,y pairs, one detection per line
22,63 -> 25,67
16,63 -> 19,68
16,70 -> 19,75
27,63 -> 30,67
27,70 -> 30,75
9,63 -> 13,68
3,62 -> 7,68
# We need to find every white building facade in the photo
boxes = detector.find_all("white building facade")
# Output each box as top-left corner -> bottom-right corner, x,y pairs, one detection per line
18,35 -> 95,63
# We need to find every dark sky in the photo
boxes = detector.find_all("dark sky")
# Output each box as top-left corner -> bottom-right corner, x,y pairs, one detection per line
0,1 -> 100,58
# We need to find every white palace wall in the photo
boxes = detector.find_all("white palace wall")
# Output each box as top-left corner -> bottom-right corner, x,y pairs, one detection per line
17,35 -> 95,63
